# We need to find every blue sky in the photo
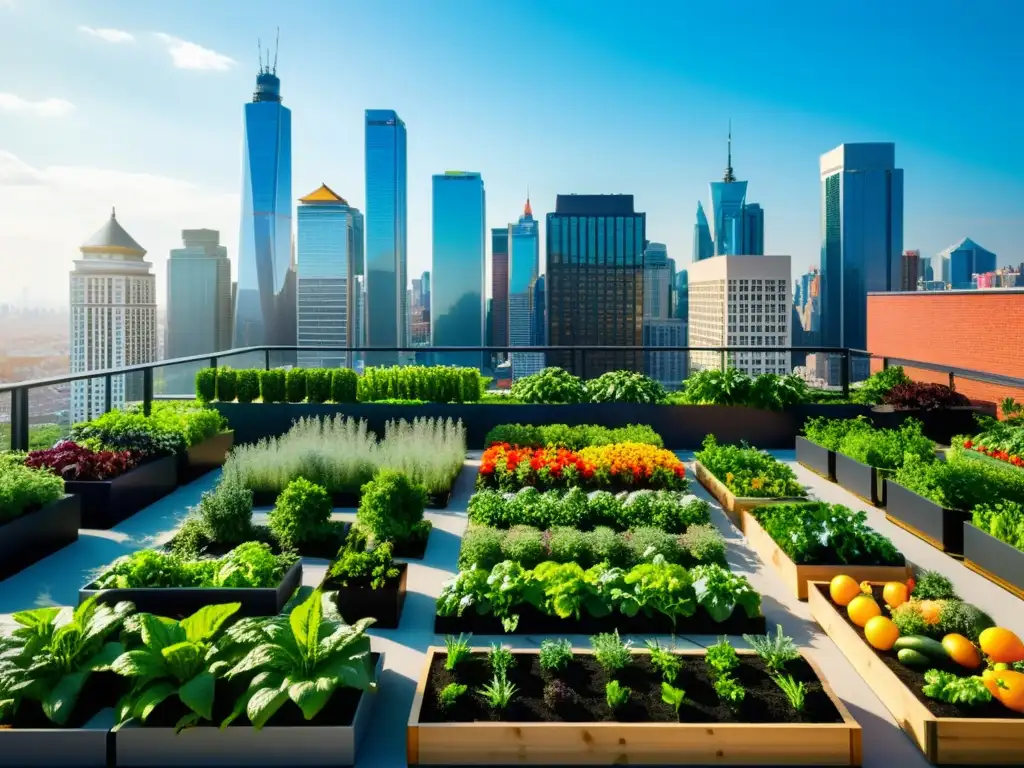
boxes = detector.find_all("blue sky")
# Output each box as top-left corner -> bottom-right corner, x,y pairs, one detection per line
0,0 -> 1021,306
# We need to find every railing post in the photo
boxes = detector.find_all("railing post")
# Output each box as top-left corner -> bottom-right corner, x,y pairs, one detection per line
840,350 -> 851,399
881,357 -> 889,370
720,349 -> 726,371
143,368 -> 153,416
210,356 -> 218,371
949,371 -> 956,390
104,374 -> 112,413
10,387 -> 29,452
581,349 -> 587,381
264,349 -> 271,371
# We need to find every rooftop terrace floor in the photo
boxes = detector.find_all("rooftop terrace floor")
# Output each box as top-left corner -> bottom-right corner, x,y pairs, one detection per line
2,450 -> 1020,767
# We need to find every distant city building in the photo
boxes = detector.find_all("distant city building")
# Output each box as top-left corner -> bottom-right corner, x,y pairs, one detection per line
692,202 -> 714,262
234,52 -> 294,352
70,210 -> 157,423
643,243 -> 672,319
490,227 -> 509,351
508,198 -> 543,379
741,202 -> 765,256
937,237 -> 997,290
410,270 -> 430,346
165,229 -> 231,394
430,171 -> 486,368
900,250 -> 921,291
546,194 -> 645,376
643,318 -> 687,387
687,255 -> 791,376
365,109 -> 408,363
295,184 -> 358,369
532,275 -> 546,347
709,130 -> 748,257
792,267 -> 821,369
820,143 -> 903,382
673,270 -> 689,323
920,280 -> 948,291
353,275 -> 365,353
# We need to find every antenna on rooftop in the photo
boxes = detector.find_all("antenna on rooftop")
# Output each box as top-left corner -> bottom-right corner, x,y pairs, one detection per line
272,27 -> 279,74
257,38 -> 263,74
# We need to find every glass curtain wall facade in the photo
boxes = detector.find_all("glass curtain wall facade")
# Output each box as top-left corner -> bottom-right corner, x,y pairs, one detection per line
490,228 -> 509,351
508,202 -> 543,379
365,109 -> 407,364
546,194 -> 646,376
820,143 -> 904,382
710,180 -> 748,256
430,171 -> 486,368
693,201 -> 714,262
742,203 -> 764,255
234,68 -> 294,352
940,237 -> 997,289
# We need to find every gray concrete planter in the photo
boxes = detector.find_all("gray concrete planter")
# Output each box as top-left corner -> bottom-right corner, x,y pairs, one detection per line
885,481 -> 969,554
963,522 -> 1024,599
835,452 -> 886,507
65,455 -> 178,529
0,494 -> 80,581
795,436 -> 835,481
0,710 -> 112,767
113,654 -> 383,767
178,431 -> 235,481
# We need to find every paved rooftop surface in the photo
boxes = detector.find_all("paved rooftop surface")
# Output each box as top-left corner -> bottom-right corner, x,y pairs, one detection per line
2,449 -> 1020,767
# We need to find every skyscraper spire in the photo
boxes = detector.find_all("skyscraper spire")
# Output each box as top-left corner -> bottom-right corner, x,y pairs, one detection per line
524,186 -> 532,217
723,120 -> 736,183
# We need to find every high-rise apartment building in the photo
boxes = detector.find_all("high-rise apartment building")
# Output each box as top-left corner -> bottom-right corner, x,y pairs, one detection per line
365,109 -> 408,363
820,143 -> 904,381
900,250 -> 920,291
687,255 -> 791,376
938,237 -> 997,289
692,202 -> 714,262
490,227 -> 509,350
295,184 -> 357,369
234,54 -> 294,350
70,211 -> 157,423
508,198 -> 543,379
643,243 -> 672,319
431,171 -> 486,368
165,229 -> 231,394
546,194 -> 645,376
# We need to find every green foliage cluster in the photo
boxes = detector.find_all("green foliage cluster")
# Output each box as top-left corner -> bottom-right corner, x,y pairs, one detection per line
71,401 -> 226,458
851,365 -> 912,405
836,418 -> 935,473
269,478 -> 334,551
358,365 -> 481,403
356,469 -> 429,546
894,445 -> 1024,511
509,367 -> 588,404
751,502 -> 903,566
889,574 -> 993,641
197,367 -> 361,404
467,487 -> 711,533
922,670 -> 992,706
259,370 -> 286,403
0,460 -> 65,523
167,481 -> 255,557
694,435 -> 806,498
802,415 -> 873,451
484,422 -> 664,450
327,540 -> 400,589
678,368 -> 810,410
585,371 -> 666,404
972,500 -> 1024,551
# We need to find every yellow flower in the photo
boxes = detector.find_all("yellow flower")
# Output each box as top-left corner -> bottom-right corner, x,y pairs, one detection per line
751,477 -> 764,490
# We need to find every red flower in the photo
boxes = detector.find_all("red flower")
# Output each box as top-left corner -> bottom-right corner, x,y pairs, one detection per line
963,439 -> 973,449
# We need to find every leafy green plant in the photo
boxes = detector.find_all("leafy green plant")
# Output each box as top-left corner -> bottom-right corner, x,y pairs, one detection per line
326,541 -> 399,589
478,674 -> 517,711
0,461 -> 65,523
644,639 -> 681,682
285,369 -> 307,403
586,371 -> 665,404
330,368 -> 359,403
590,631 -> 632,673
852,365 -> 911,405
356,469 -> 428,544
691,564 -> 762,621
694,435 -> 806,498
894,447 -> 1024,511
147,401 -> 227,448
111,603 -> 240,731
605,679 -> 630,710
484,423 -> 664,450
705,638 -> 740,676
773,674 -> 807,712
542,679 -> 574,709
357,365 -> 481,403
922,670 -> 992,706
972,500 -> 1024,550
802,415 -> 873,451
222,590 -> 376,728
510,367 -> 587,404
72,409 -> 185,457
838,418 -> 935,473
444,634 -> 473,670
437,682 -> 467,710
269,477 -> 333,551
195,368 -> 216,403
539,638 -> 573,671
679,368 -> 810,410
713,674 -> 746,706
216,368 -> 238,403
173,481 -> 254,551
259,370 -> 286,403
743,626 -> 799,674
661,682 -> 685,714
912,570 -> 957,600
94,544 -> 293,590
236,369 -> 261,403
306,369 -> 331,404
488,644 -> 514,677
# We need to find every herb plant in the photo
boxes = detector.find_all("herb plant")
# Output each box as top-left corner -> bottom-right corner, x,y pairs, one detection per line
585,371 -> 666,404
356,469 -> 429,544
912,570 -> 957,600
691,563 -> 763,621
443,634 -> 473,670
542,679 -> 573,709
661,682 -> 685,714
478,674 -> 517,711
539,638 -> 573,671
922,670 -> 992,706
488,644 -> 514,677
774,674 -> 807,712
743,627 -> 800,674
0,461 -> 65,523
605,680 -> 631,710
972,500 -> 1024,550
837,418 -> 936,473
713,674 -> 746,706
801,415 -> 872,451
590,631 -> 632,673
437,682 -> 468,710
694,436 -> 806,498
509,367 -> 587,404
705,638 -> 740,676
645,639 -> 681,683
852,366 -> 911,405
269,477 -> 333,551
326,541 -> 400,589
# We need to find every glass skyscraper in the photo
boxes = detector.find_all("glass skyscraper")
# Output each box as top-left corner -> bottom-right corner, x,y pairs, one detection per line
938,237 -> 996,289
430,171 -> 486,368
508,199 -> 543,379
820,143 -> 904,381
742,203 -> 764,255
490,227 -> 509,350
365,109 -> 407,363
234,60 -> 294,350
692,201 -> 714,261
709,132 -> 748,256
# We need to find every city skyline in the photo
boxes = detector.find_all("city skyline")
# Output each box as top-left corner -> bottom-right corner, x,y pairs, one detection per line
1,0 -> 1020,306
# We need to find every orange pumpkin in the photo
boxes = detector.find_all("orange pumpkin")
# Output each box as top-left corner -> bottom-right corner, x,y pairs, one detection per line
979,627 -> 1024,664
941,634 -> 982,669
848,595 -> 882,628
830,575 -> 862,606
982,669 -> 1024,713
865,616 -> 900,650
882,581 -> 910,608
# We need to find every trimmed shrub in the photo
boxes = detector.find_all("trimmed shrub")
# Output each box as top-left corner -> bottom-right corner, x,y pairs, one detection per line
236,369 -> 261,403
269,477 -> 332,550
306,369 -> 331,404
216,368 -> 238,403
356,469 -> 427,542
195,368 -> 216,404
331,368 -> 359,403
259,370 -> 286,403
285,368 -> 307,403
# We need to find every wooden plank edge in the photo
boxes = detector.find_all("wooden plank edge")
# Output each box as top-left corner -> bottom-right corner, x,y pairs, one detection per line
407,646 -> 437,765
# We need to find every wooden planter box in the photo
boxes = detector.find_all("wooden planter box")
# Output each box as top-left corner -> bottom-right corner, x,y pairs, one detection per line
834,453 -> 886,507
885,481 -> 969,555
693,461 -> 807,529
0,720 -> 110,767
808,582 -> 1024,764
65,455 -> 179,529
407,647 -> 861,766
796,436 -> 836,481
0,494 -> 80,581
178,431 -> 235,481
113,654 -> 383,767
80,560 -> 302,618
963,522 -> 1024,600
325,562 -> 408,629
741,508 -> 910,600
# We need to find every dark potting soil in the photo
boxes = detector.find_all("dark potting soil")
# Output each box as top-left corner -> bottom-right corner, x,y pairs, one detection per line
5,671 -> 124,729
814,583 -> 1024,720
419,651 -> 841,725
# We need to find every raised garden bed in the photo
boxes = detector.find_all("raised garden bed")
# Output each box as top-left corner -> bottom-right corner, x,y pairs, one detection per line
740,508 -> 910,600
0,494 -> 80,582
795,436 -> 835,481
65,454 -> 178,529
406,646 -> 861,766
963,522 -> 1024,600
835,452 -> 886,507
178,430 -> 235,482
693,461 -> 806,529
323,562 -> 408,629
808,582 -> 1024,764
79,560 -> 302,618
250,488 -> 451,511
112,653 -> 383,767
0,715 -> 112,768
885,481 -> 970,555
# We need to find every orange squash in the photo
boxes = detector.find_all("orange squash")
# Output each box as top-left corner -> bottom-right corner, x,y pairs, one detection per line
979,627 -> 1024,664
982,669 -> 1024,713
882,581 -> 910,608
916,600 -> 942,625
865,616 -> 900,650
830,575 -> 862,606
941,634 -> 982,669
847,595 -> 882,628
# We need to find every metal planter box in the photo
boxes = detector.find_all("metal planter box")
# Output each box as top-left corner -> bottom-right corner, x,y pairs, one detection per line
0,494 -> 80,581
885,481 -> 969,554
963,522 -> 1024,599
0,711 -> 112,767
178,431 -> 235,482
834,452 -> 886,507
65,455 -> 179,529
327,562 -> 408,629
795,436 -> 836,481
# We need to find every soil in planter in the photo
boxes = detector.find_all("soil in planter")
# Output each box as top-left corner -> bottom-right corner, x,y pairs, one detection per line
419,652 -> 841,725
3,671 -> 124,729
814,583 -> 1024,720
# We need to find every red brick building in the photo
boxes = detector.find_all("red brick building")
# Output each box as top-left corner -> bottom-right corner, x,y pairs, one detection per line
867,289 -> 1024,416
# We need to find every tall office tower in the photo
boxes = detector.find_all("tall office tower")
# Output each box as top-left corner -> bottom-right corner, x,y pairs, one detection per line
692,202 -> 714,262
937,237 -> 997,289
350,208 -> 364,278
741,203 -> 765,255
353,275 -> 366,353
900,250 -> 921,291
687,255 -> 791,376
165,229 -> 231,394
820,143 -> 903,382
532,275 -> 546,346
709,129 -> 749,256
296,184 -> 357,369
508,198 -> 543,379
546,194 -> 645,376
234,47 -> 294,352
643,243 -> 672,319
431,171 -> 486,368
642,243 -> 684,384
70,210 -> 157,423
673,270 -> 689,322
490,227 -> 509,351
365,109 -> 408,363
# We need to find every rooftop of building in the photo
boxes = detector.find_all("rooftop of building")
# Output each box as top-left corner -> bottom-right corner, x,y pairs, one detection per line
869,288 -> 1024,296
937,237 -> 995,257
553,194 -> 636,216
80,209 -> 146,257
299,183 -> 347,205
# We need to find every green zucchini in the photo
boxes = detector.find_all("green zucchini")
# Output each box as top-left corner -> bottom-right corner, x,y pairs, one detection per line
897,648 -> 933,668
893,635 -> 948,662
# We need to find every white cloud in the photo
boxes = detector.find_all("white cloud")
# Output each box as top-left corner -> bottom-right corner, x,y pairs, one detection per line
0,150 -> 239,305
79,26 -> 135,43
153,33 -> 235,71
0,93 -> 75,118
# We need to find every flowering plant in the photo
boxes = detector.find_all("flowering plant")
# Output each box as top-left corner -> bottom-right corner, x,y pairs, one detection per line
577,443 -> 687,489
25,441 -> 139,481
963,416 -> 1024,469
